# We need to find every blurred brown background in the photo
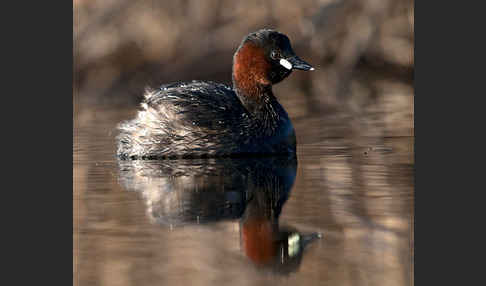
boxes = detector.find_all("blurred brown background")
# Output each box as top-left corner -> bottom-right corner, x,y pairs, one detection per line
74,0 -> 413,137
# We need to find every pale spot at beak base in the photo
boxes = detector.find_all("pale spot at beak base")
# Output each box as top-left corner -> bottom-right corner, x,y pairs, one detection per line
279,58 -> 292,70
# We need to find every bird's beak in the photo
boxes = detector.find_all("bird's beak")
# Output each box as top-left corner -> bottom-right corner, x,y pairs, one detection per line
284,56 -> 314,71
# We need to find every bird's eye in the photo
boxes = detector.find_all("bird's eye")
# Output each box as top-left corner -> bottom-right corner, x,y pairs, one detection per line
270,50 -> 279,60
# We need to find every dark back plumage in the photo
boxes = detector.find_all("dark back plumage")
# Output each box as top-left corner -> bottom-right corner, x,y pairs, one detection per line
117,81 -> 295,159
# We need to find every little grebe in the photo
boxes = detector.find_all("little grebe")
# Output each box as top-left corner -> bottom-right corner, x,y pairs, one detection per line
117,29 -> 313,159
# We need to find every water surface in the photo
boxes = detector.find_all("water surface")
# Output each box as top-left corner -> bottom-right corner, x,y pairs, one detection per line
74,104 -> 413,286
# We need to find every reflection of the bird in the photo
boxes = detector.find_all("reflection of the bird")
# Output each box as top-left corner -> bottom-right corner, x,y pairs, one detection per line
117,155 -> 321,274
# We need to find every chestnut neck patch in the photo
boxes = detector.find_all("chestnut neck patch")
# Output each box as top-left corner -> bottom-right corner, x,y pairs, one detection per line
232,42 -> 271,99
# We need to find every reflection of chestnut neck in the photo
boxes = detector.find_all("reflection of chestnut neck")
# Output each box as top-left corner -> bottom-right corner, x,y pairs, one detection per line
241,215 -> 277,265
241,198 -> 279,265
240,187 -> 285,265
